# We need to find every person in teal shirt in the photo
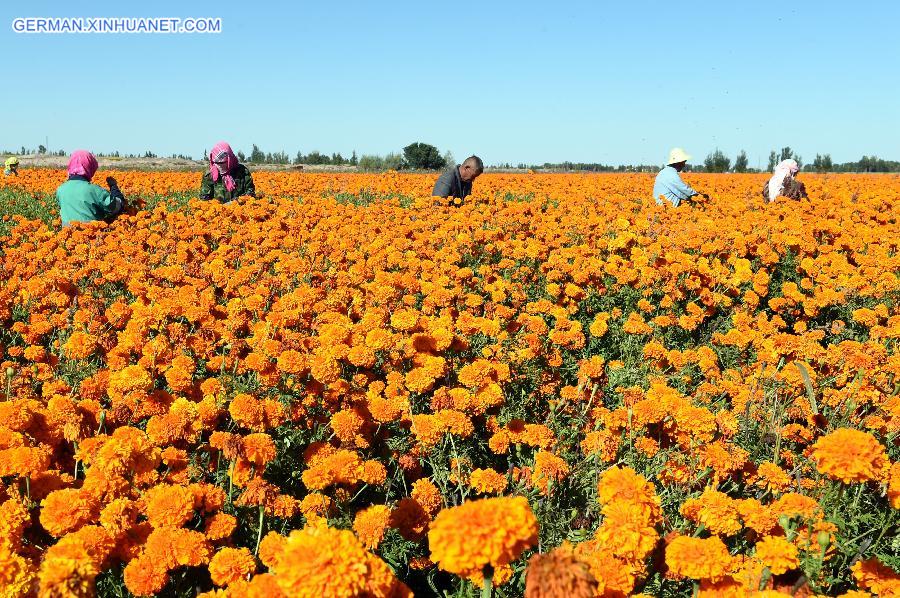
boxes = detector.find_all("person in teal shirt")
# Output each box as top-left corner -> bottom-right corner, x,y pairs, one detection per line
56,150 -> 126,226
652,147 -> 709,207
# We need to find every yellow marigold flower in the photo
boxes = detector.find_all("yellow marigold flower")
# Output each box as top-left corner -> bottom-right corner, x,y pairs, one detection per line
428,496 -> 538,580
811,428 -> 889,483
754,536 -> 799,575
209,547 -> 257,587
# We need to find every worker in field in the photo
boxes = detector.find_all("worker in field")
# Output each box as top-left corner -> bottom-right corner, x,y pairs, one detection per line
56,150 -> 127,226
653,147 -> 709,207
4,156 -> 19,176
432,155 -> 483,206
763,159 -> 808,202
200,141 -> 256,202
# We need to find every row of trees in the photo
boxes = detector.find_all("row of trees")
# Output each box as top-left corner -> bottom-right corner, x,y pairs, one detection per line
6,143 -> 900,172
703,148 -> 900,173
234,142 -> 454,170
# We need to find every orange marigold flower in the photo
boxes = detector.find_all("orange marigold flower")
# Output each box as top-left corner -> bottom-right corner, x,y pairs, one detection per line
852,558 -> 900,596
353,505 -> 392,549
531,451 -> 570,494
204,513 -> 238,541
39,488 -> 99,537
525,543 -> 596,598
242,433 -> 277,468
124,555 -> 169,597
469,468 -> 508,495
681,489 -> 742,536
428,496 -> 538,580
209,547 -> 257,587
268,526 -> 411,598
754,536 -> 799,575
887,462 -> 900,509
597,466 -> 661,524
811,428 -> 889,483
665,535 -> 733,582
143,484 -> 196,528
410,478 -> 443,517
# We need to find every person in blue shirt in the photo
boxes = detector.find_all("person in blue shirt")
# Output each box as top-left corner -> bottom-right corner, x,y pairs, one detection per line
652,148 -> 709,207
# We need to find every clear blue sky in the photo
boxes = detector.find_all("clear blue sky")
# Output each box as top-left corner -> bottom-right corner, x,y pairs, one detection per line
2,1 -> 898,167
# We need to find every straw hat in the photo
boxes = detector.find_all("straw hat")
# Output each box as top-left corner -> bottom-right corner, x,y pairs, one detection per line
667,148 -> 691,165
5,156 -> 19,167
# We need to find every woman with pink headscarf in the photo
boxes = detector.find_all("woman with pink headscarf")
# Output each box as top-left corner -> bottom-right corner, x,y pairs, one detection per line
199,142 -> 255,202
56,150 -> 127,226
763,159 -> 808,202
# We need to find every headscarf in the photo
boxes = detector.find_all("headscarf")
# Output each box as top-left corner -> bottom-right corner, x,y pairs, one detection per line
209,141 -> 238,192
67,150 -> 99,180
767,159 -> 800,202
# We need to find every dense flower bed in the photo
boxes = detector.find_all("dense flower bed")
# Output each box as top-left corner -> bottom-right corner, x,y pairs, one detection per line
1,172 -> 899,596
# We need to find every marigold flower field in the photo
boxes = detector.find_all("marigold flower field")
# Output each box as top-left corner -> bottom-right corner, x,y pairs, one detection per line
1,170 -> 899,597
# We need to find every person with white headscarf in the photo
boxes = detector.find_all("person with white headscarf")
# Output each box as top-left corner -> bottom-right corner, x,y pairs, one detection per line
763,159 -> 808,202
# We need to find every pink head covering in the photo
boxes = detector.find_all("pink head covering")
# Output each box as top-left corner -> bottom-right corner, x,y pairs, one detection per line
67,150 -> 99,180
766,159 -> 800,202
209,141 -> 238,192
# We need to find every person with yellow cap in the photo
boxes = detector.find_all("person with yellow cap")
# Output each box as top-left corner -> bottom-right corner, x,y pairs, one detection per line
4,156 -> 19,176
652,148 -> 709,207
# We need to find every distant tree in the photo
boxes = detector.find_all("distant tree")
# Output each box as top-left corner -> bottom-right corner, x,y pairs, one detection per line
383,152 -> 405,171
779,147 -> 794,162
811,154 -> 833,172
442,150 -> 455,168
357,155 -> 385,171
294,151 -> 303,165
767,151 -> 778,171
402,142 -> 445,170
38,145 -> 47,154
350,150 -> 358,166
733,150 -> 749,173
704,149 -> 731,173
332,152 -> 344,164
144,151 -> 157,158
305,151 -> 328,165
20,146 -> 26,155
250,144 -> 265,163
237,150 -> 246,162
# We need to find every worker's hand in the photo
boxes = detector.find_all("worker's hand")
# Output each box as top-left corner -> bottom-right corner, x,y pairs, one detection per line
106,176 -> 119,189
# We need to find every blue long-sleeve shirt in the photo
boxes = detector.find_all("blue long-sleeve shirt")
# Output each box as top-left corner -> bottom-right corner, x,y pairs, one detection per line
652,166 -> 696,207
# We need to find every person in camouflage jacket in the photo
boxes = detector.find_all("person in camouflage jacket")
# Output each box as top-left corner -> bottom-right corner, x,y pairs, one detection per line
200,141 -> 256,202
